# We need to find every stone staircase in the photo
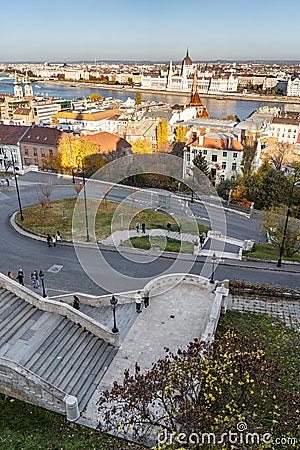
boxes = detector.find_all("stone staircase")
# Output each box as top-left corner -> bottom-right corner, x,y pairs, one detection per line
0,287 -> 118,412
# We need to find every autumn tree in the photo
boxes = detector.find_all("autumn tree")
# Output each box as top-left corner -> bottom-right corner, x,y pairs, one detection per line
174,125 -> 186,142
261,141 -> 295,170
90,93 -> 103,102
58,135 -> 98,172
131,138 -> 152,154
98,329 -> 298,447
135,91 -> 142,105
262,205 -> 300,257
156,119 -> 168,150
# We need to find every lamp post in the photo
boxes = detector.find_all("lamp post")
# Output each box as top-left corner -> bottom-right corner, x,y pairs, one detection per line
277,174 -> 299,268
209,252 -> 217,284
187,163 -> 195,203
39,270 -> 47,298
110,295 -> 119,333
3,149 -> 24,221
76,160 -> 90,242
72,169 -> 75,183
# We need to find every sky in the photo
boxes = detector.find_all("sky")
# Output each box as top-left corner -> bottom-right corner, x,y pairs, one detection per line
1,0 -> 300,62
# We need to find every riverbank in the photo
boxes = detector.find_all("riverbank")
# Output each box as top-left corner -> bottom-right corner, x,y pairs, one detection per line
39,79 -> 299,104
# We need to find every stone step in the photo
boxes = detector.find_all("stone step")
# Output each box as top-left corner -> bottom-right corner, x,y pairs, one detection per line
0,304 -> 37,346
25,321 -> 75,372
76,346 -> 118,411
35,325 -> 83,378
0,291 -> 18,311
44,329 -> 94,385
54,334 -> 103,391
21,317 -> 68,367
0,296 -> 22,316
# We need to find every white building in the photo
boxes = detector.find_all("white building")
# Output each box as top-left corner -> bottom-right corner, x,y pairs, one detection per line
268,115 -> 300,144
183,130 -> 244,184
53,109 -> 121,133
287,74 -> 300,96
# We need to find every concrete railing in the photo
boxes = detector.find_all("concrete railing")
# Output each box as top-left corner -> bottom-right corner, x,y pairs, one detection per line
143,273 -> 209,298
0,357 -> 79,421
201,282 -> 229,344
50,289 -> 139,307
0,274 -> 120,347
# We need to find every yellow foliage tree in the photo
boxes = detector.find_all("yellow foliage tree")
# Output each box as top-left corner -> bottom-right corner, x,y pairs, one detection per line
90,93 -> 102,101
131,138 -> 152,153
58,135 -> 99,171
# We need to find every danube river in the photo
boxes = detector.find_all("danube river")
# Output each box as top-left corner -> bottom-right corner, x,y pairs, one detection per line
0,75 -> 289,120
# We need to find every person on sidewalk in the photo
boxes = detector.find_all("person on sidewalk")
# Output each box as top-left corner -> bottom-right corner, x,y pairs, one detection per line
16,268 -> 24,286
141,222 -> 146,234
167,222 -> 171,232
143,290 -> 150,308
135,291 -> 142,313
56,231 -> 62,243
7,271 -> 14,280
51,235 -> 56,247
178,223 -> 182,234
136,222 -> 140,233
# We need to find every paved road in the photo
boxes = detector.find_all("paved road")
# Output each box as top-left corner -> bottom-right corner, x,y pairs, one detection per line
0,172 -> 298,296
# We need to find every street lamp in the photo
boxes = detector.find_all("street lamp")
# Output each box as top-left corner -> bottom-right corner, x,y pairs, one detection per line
277,173 -> 299,268
72,169 -> 75,183
39,270 -> 47,298
187,163 -> 195,203
209,252 -> 217,284
76,160 -> 90,242
3,149 -> 24,221
110,295 -> 119,333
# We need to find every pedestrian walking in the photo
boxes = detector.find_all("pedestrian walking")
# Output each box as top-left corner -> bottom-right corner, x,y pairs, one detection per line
7,271 -> 14,280
51,235 -> 56,247
16,268 -> 24,286
56,231 -> 62,243
167,222 -> 171,232
73,295 -> 80,310
178,223 -> 182,234
193,337 -> 201,349
135,222 -> 140,233
31,272 -> 39,289
143,290 -> 150,308
141,222 -> 146,234
135,290 -> 142,313
47,234 -> 52,247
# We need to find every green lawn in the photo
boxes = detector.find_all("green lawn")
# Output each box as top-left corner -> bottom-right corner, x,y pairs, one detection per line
121,235 -> 194,254
244,243 -> 300,262
15,198 -> 209,242
0,394 -> 140,450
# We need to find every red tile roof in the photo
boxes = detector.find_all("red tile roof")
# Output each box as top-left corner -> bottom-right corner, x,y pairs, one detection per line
0,124 -> 29,145
84,132 -> 132,155
21,125 -> 63,146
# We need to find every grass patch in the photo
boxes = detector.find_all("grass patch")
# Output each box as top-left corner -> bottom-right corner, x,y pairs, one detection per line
217,310 -> 300,391
0,393 -> 140,450
122,235 -> 194,254
244,243 -> 300,262
15,198 -> 210,242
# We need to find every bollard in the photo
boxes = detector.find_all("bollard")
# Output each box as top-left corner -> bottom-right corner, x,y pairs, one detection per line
65,395 -> 80,421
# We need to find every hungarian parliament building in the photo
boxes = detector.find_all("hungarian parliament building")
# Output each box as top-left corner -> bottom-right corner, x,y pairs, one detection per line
140,50 -> 239,94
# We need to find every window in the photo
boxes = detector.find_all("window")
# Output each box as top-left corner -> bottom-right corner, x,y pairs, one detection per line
220,175 -> 225,181
202,150 -> 207,155
33,147 -> 38,156
233,152 -> 238,158
24,147 -> 29,155
49,149 -> 53,157
34,158 -> 39,165
212,155 -> 218,162
24,157 -> 30,166
187,153 -> 190,162
41,148 -> 45,157
222,151 -> 227,157
232,163 -> 237,171
222,162 -> 227,170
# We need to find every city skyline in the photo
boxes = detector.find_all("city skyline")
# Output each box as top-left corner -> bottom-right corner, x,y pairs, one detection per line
1,0 -> 300,62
